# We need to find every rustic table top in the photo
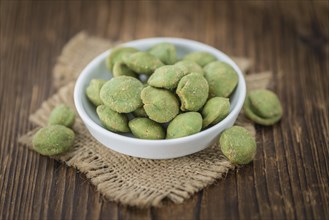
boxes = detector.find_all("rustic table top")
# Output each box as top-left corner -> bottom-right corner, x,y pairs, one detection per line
1,1 -> 328,219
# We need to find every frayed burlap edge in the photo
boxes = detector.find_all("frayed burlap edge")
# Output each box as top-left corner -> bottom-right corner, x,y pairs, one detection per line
18,32 -> 272,207
53,32 -> 117,89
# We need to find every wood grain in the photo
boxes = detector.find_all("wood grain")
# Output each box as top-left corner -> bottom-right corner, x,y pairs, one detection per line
0,0 -> 328,219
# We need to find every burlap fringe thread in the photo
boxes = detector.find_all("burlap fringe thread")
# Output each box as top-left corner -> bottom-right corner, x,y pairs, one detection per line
18,32 -> 272,207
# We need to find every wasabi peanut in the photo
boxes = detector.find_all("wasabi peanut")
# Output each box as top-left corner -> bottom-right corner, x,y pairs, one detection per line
174,60 -> 204,75
219,126 -> 256,165
129,118 -> 165,140
48,104 -> 75,128
244,89 -> 283,126
86,79 -> 107,106
149,42 -> 177,65
96,105 -> 129,133
100,76 -> 144,113
204,61 -> 239,98
123,51 -> 164,75
112,61 -> 138,78
183,51 -> 217,67
202,97 -> 230,128
166,112 -> 203,139
141,86 -> 179,123
32,125 -> 75,156
106,47 -> 138,71
147,65 -> 188,89
176,73 -> 209,111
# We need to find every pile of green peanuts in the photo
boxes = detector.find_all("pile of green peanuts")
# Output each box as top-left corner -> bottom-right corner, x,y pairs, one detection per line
86,42 -> 239,140
32,105 -> 76,156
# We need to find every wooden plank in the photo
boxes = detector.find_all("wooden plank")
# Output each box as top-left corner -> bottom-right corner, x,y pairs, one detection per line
0,1 -> 328,219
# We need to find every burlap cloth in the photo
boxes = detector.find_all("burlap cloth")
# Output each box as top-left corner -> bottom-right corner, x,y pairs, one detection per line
18,32 -> 272,207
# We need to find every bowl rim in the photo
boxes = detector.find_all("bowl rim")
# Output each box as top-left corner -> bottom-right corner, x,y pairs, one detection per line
74,37 -> 246,144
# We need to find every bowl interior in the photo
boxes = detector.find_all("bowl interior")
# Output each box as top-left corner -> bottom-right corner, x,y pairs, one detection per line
77,38 -> 245,141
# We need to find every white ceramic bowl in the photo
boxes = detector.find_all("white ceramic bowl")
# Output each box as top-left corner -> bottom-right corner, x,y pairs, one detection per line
74,38 -> 246,159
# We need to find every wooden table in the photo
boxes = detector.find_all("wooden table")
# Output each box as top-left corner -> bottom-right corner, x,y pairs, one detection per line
1,1 -> 328,219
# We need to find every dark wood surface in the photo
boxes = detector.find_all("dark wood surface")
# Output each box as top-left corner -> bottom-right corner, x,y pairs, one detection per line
1,1 -> 328,219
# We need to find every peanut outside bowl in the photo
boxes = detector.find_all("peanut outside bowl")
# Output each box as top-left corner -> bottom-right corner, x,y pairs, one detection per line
74,38 -> 246,159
